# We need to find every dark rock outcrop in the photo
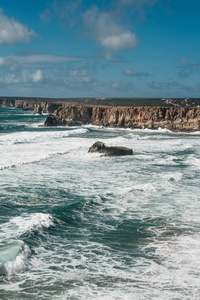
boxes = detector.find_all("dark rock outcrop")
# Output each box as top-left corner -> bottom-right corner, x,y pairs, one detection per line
44,114 -> 58,126
44,114 -> 66,126
88,141 -> 133,156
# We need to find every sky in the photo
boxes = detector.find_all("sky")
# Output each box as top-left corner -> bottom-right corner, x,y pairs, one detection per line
0,0 -> 200,98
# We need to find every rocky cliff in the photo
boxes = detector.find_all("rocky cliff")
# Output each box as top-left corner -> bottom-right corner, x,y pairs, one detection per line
15,100 -> 62,114
0,99 -> 15,107
44,104 -> 200,132
1,98 -> 200,132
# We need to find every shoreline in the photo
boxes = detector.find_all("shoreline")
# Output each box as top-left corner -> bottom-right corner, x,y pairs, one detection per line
1,98 -> 200,132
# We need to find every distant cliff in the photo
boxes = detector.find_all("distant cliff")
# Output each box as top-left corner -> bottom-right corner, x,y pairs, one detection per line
0,99 -> 15,107
44,104 -> 200,132
15,100 -> 62,114
0,99 -> 62,114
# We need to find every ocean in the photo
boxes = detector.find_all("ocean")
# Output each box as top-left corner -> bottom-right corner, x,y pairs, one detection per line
0,106 -> 200,299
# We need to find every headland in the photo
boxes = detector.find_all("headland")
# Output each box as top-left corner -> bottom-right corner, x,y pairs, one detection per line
1,96 -> 200,132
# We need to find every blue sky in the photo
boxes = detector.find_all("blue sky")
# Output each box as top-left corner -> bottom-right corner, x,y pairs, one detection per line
0,0 -> 200,98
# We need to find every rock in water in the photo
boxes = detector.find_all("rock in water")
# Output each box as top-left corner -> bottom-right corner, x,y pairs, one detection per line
88,141 -> 106,152
88,141 -> 133,156
44,114 -> 58,126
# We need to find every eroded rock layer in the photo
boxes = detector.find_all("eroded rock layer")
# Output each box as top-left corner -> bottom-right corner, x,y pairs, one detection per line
15,100 -> 62,114
45,104 -> 200,132
0,99 -> 15,107
1,98 -> 200,132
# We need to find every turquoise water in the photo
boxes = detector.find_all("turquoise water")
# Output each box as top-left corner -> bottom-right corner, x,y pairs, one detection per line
0,107 -> 200,299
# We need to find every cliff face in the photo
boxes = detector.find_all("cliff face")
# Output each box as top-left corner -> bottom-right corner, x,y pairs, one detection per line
15,100 -> 36,110
45,105 -> 200,132
34,102 -> 62,114
15,100 -> 61,114
1,98 -> 200,131
0,99 -> 15,107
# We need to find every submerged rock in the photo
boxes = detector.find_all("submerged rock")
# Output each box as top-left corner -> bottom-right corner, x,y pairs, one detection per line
88,141 -> 133,156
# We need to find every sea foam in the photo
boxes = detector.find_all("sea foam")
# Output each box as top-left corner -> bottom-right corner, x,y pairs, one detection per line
0,241 -> 31,276
0,213 -> 54,241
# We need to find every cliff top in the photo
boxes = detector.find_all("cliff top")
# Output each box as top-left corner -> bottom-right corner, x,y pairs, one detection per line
1,96 -> 200,108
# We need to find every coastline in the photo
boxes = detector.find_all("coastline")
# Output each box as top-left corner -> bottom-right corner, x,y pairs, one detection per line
1,98 -> 200,132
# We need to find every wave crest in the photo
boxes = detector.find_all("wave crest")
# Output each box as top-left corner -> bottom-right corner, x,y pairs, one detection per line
0,241 -> 31,276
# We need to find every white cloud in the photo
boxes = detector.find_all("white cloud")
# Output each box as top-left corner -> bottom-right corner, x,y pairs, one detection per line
0,9 -> 35,45
112,82 -> 120,89
40,8 -> 51,23
83,7 -> 137,54
69,68 -> 93,84
123,68 -> 150,76
32,70 -> 47,82
63,76 -> 103,88
0,56 -> 21,72
69,69 -> 89,77
101,32 -> 137,51
0,70 -> 48,85
0,57 -> 5,65
148,80 -> 179,90
62,67 -> 104,88
69,69 -> 92,84
118,0 -> 160,6
77,76 -> 91,83
112,81 -> 135,90
40,0 -> 84,24
176,58 -> 188,65
0,54 -> 88,70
